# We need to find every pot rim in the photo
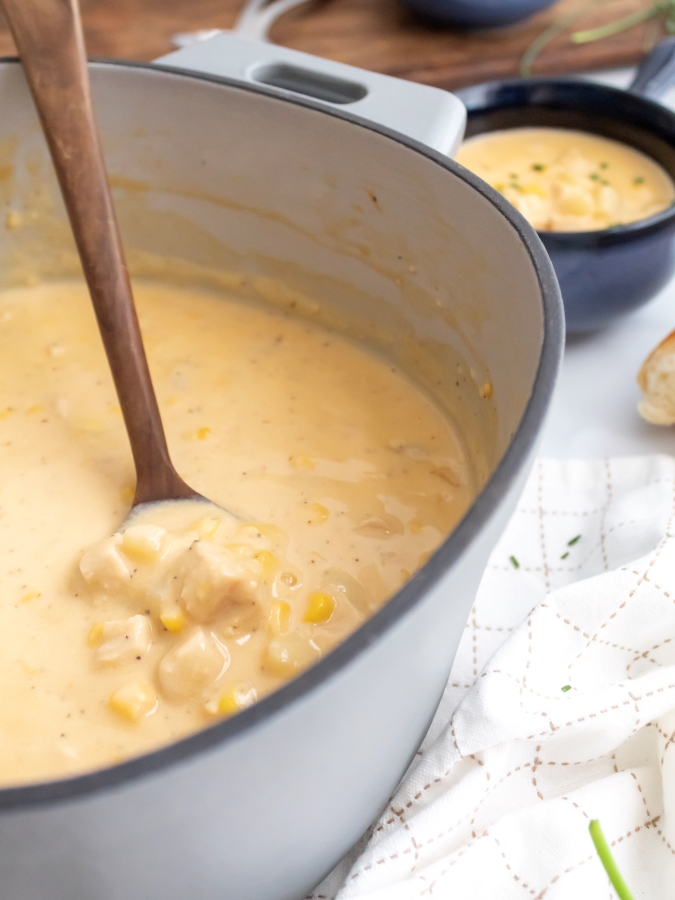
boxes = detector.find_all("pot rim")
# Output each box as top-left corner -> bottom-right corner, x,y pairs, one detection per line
458,76 -> 675,245
0,56 -> 563,809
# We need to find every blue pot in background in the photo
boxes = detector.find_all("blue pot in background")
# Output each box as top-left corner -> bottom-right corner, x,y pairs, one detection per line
400,0 -> 558,28
541,219 -> 675,333
456,39 -> 675,332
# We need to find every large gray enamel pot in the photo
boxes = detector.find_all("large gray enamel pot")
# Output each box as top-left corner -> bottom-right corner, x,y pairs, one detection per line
0,44 -> 563,900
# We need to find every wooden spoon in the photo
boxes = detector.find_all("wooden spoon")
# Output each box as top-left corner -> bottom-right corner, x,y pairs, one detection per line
2,0 -> 202,509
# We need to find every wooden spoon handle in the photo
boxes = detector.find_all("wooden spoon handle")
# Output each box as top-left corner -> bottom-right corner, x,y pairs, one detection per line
1,0 -> 196,505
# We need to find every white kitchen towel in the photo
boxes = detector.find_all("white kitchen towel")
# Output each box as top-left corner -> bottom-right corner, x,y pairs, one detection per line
309,455 -> 675,900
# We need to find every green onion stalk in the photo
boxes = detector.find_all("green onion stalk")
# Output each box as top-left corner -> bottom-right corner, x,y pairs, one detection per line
521,0 -> 675,78
588,819 -> 636,900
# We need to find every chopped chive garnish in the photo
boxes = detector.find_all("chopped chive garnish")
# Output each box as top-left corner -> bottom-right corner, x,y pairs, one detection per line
509,555 -> 520,569
634,176 -> 645,185
560,551 -> 569,560
589,820 -> 635,900
599,161 -> 608,169
561,684 -> 571,692
532,163 -> 546,172
590,172 -> 600,181
568,535 -> 581,546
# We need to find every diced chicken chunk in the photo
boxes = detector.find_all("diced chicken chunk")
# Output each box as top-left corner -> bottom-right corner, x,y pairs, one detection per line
179,542 -> 258,623
80,534 -> 131,594
215,592 -> 263,638
94,615 -> 153,666
158,628 -> 227,700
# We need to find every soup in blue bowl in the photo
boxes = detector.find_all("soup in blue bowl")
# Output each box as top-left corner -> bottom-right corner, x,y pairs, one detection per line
456,39 -> 675,333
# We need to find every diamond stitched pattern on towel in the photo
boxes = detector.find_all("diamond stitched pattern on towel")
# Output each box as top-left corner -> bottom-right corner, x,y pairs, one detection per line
309,455 -> 675,900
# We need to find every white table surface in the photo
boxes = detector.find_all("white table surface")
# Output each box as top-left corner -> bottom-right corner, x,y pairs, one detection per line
538,68 -> 675,458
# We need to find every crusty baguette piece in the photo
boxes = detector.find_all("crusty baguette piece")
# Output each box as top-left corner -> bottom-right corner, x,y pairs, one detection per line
638,328 -> 675,424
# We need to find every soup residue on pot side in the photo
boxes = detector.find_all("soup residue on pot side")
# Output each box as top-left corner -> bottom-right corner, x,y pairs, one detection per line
0,279 -> 474,785
456,126 -> 675,232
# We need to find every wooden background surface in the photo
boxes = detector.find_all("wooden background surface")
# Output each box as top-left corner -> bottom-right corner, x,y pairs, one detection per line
0,0 -> 665,90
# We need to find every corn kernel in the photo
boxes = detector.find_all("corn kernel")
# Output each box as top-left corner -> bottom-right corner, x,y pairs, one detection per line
119,485 -> 135,505
121,524 -> 165,563
191,516 -> 221,540
521,183 -> 547,197
268,601 -> 291,636
289,454 -> 315,470
5,210 -> 21,230
217,690 -> 239,716
160,609 -> 185,634
255,550 -> 278,581
479,382 -> 493,399
255,523 -> 288,545
408,518 -> 423,535
21,589 -> 41,604
308,502 -> 329,526
214,684 -> 258,717
79,417 -> 104,433
87,622 -> 104,646
109,681 -> 157,723
0,407 -> 14,420
237,522 -> 281,544
184,426 -> 211,442
303,590 -> 335,624
27,404 -> 44,415
224,542 -> 251,559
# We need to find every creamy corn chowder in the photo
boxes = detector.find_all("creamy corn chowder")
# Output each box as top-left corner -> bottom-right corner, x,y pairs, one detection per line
0,279 -> 473,785
457,127 -> 675,232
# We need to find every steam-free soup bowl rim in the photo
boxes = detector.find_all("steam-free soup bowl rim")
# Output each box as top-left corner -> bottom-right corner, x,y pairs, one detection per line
0,55 -> 563,900
458,76 -> 675,333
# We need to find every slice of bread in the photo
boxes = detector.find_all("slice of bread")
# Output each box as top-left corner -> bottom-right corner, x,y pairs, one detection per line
638,329 -> 675,424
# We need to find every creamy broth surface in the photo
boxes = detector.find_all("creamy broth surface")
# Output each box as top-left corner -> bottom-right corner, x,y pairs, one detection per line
457,127 -> 675,231
0,279 -> 472,785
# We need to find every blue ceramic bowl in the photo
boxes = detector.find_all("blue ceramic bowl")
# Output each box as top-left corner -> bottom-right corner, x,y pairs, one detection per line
401,0 -> 558,28
457,46 -> 675,332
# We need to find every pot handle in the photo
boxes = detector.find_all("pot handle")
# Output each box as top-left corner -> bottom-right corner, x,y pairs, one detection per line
155,32 -> 466,156
629,36 -> 675,100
